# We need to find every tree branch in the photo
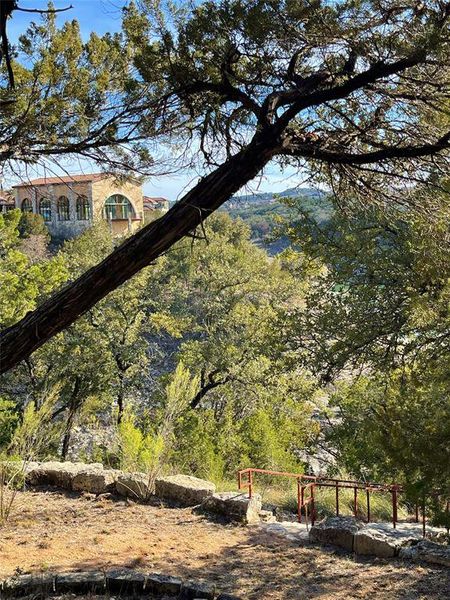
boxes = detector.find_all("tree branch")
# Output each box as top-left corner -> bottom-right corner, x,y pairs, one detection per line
280,131 -> 450,165
16,5 -> 73,14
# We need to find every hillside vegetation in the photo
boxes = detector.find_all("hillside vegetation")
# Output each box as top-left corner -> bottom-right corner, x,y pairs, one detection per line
1,192 -> 449,526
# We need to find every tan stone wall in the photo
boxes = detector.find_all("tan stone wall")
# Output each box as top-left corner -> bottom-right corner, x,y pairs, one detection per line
14,181 -> 94,239
91,177 -> 143,235
14,181 -> 91,213
13,176 -> 144,238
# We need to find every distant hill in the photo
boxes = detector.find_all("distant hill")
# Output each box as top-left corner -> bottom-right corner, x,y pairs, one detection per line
223,187 -> 332,255
229,186 -> 324,206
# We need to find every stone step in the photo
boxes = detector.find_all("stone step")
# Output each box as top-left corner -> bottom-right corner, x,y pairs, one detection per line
258,509 -> 277,523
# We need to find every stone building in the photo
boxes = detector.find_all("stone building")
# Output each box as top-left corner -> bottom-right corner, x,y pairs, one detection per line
13,173 -> 144,239
0,191 -> 15,214
143,196 -> 170,223
143,196 -> 170,213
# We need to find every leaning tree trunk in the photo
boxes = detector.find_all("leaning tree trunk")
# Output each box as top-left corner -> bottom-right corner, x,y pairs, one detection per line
0,131 -> 280,373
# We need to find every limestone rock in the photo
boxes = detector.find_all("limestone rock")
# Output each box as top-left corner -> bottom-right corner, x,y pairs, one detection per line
180,580 -> 215,599
1,573 -> 54,597
155,474 -> 215,506
354,522 -> 422,558
72,468 -> 118,494
116,472 -> 151,500
146,574 -> 182,595
260,521 -> 310,543
399,539 -> 450,567
202,491 -> 262,524
64,425 -> 118,463
106,569 -> 146,594
27,461 -> 103,490
309,516 -> 364,552
56,571 -> 105,594
274,507 -> 299,523
259,509 -> 277,523
1,460 -> 39,484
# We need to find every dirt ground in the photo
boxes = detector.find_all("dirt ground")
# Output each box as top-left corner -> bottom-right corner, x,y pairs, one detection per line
0,488 -> 448,599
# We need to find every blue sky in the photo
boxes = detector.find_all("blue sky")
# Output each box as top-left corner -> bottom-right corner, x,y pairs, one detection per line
8,1 -> 128,41
8,1 -> 308,199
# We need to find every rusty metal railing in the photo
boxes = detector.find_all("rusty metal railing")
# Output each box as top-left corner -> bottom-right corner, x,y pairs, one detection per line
237,468 -> 433,534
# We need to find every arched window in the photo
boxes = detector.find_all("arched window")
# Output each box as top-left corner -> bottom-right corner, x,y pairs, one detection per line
104,194 -> 135,220
21,198 -> 33,212
76,195 -> 91,220
38,198 -> 52,222
57,196 -> 70,221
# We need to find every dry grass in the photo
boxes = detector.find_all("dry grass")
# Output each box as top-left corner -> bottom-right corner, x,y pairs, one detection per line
260,483 -> 408,522
0,488 -> 448,599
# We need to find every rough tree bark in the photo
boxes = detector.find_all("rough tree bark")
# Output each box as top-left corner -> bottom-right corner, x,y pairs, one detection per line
0,130 -> 279,373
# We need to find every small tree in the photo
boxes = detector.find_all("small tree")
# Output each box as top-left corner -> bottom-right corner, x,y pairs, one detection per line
117,362 -> 198,493
18,212 -> 49,240
0,393 -> 56,526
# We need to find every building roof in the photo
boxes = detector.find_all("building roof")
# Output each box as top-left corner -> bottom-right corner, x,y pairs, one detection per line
143,196 -> 169,205
12,173 -> 110,188
0,193 -> 14,205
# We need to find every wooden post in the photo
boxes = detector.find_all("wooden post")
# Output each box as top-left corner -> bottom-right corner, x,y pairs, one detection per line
354,487 -> 358,518
366,488 -> 371,523
297,478 -> 302,523
248,470 -> 253,499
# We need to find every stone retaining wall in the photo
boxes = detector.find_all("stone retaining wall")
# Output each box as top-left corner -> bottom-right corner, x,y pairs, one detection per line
7,461 -> 253,523
11,461 -> 218,506
309,516 -> 450,566
5,461 -> 450,568
0,569 -> 240,599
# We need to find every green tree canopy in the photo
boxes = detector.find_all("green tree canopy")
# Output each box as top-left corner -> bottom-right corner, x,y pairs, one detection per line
281,198 -> 450,381
1,0 -> 450,371
0,209 -> 66,329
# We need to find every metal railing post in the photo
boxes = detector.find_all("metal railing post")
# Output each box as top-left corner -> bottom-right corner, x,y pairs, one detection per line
248,470 -> 253,499
297,478 -> 302,523
392,487 -> 397,529
311,484 -> 316,526
446,500 -> 449,535
335,481 -> 339,517
422,494 -> 426,538
366,488 -> 371,523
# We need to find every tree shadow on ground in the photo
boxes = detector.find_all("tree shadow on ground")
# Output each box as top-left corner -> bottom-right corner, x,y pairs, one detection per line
37,521 -> 449,600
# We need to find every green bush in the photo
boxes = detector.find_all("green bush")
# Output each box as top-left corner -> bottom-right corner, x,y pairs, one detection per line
0,399 -> 19,449
18,212 -> 49,239
118,413 -> 165,476
170,410 -> 225,482
168,405 -> 304,486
